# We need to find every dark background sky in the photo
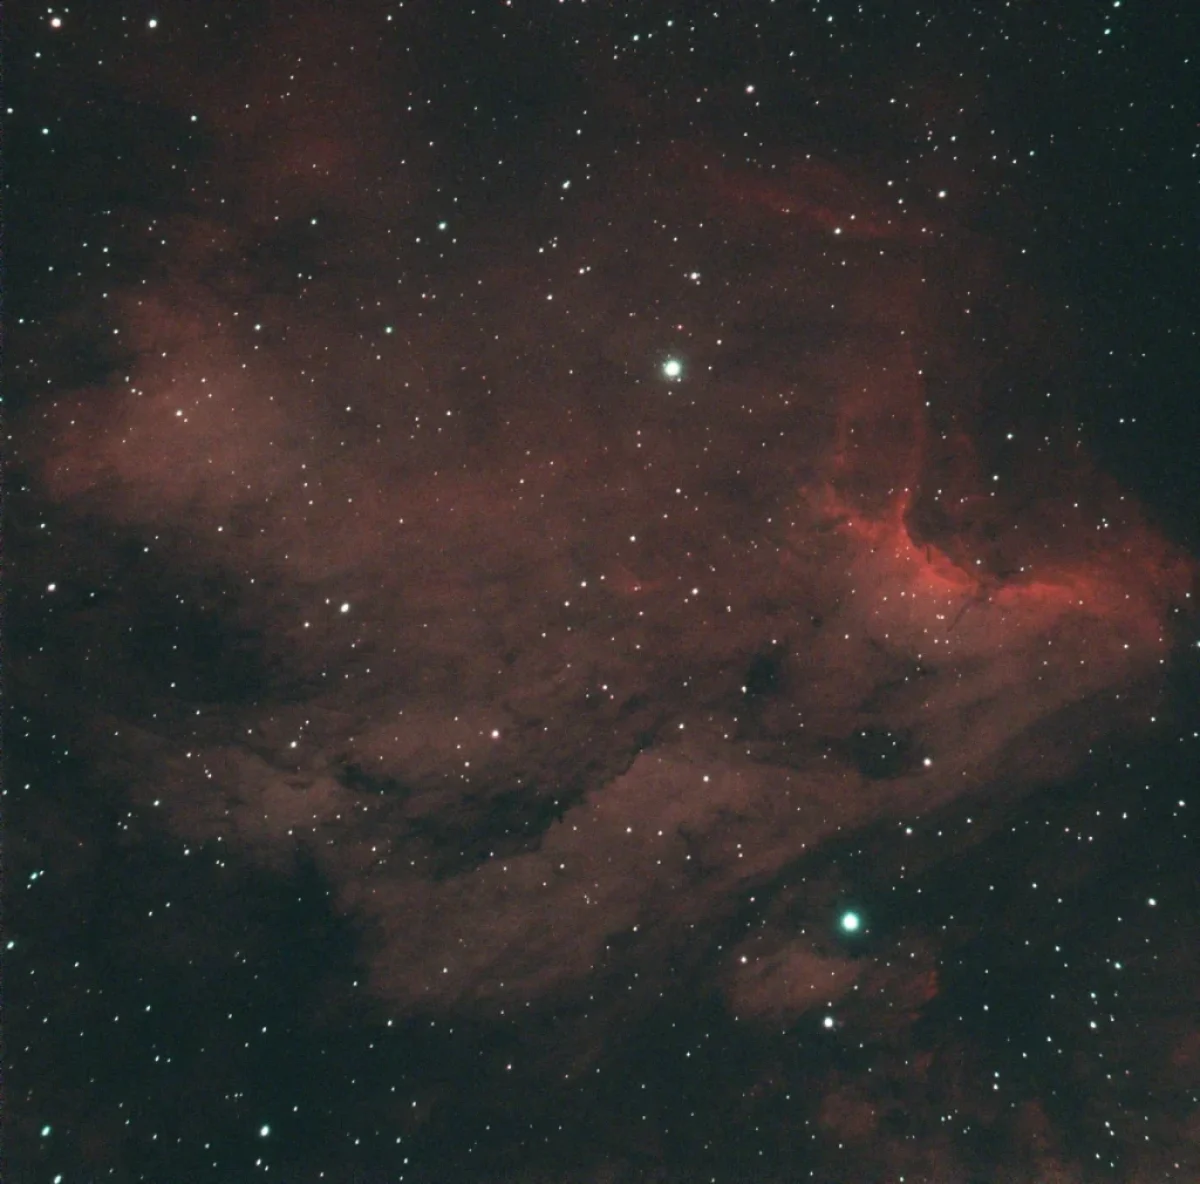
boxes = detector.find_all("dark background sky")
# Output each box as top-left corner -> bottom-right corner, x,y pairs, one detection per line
6,2 -> 1199,1182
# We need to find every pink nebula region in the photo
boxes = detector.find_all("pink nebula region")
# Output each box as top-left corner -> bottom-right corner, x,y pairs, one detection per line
21,18 -> 1197,1173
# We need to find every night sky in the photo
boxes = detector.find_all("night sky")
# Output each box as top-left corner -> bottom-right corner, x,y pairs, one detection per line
7,2 -> 1200,1182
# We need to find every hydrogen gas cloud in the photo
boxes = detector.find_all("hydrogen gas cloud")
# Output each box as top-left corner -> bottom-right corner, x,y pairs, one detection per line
14,6 -> 1198,1181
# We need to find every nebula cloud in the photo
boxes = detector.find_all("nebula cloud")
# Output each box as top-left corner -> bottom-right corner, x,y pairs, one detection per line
15,6 -> 1197,1178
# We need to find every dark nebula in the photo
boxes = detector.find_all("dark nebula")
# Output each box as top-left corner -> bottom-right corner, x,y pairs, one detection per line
8,2 -> 1200,1182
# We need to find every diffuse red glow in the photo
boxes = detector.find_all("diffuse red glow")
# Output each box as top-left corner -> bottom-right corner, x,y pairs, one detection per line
25,29 -> 1197,1171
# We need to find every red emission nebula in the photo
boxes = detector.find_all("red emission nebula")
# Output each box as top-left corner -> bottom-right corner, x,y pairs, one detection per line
24,18 -> 1197,1175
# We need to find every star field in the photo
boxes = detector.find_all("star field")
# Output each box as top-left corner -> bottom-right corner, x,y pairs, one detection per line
7,2 -> 1200,1182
